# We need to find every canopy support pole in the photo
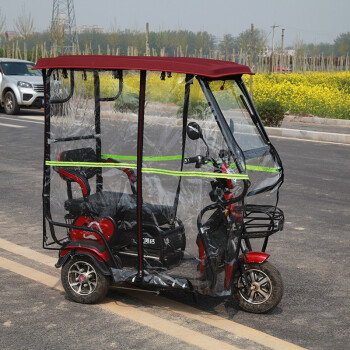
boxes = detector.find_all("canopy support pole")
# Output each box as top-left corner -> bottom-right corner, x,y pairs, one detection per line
136,70 -> 147,280
94,71 -> 103,192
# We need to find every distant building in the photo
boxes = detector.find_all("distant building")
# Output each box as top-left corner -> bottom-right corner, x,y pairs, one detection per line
5,31 -> 19,40
264,49 -> 295,57
75,25 -> 104,34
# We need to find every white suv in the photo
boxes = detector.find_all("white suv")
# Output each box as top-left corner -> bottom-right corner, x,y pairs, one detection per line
0,58 -> 44,115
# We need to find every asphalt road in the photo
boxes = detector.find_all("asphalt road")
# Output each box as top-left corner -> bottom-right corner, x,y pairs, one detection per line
0,109 -> 349,350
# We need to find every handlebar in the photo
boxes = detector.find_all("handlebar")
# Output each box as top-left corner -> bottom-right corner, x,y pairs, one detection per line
184,155 -> 208,168
184,149 -> 228,168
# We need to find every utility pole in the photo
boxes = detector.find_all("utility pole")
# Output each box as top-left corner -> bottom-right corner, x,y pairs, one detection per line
280,28 -> 285,73
145,22 -> 150,56
249,23 -> 254,97
269,24 -> 280,73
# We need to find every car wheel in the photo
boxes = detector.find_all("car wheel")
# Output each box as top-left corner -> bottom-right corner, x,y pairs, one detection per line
4,91 -> 20,115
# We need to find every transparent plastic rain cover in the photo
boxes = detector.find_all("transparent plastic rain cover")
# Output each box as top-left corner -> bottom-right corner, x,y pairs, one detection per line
43,68 -> 283,296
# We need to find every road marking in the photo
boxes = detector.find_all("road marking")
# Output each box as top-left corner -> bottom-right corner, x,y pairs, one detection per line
0,256 -> 241,350
122,290 -> 306,350
270,134 -> 350,146
0,238 -> 57,266
0,238 -> 306,350
20,116 -> 44,121
0,256 -> 62,290
0,122 -> 26,128
99,299 -> 242,350
0,116 -> 43,125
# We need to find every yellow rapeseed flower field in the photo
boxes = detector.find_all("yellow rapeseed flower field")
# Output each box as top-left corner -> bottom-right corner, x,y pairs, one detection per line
77,70 -> 350,120
246,72 -> 350,119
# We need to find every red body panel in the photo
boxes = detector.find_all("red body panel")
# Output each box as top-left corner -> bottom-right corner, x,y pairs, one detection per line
242,251 -> 270,263
198,238 -> 206,274
70,216 -> 114,245
224,260 -> 234,290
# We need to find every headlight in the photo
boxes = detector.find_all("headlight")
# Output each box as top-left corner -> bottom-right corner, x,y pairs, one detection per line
17,81 -> 33,89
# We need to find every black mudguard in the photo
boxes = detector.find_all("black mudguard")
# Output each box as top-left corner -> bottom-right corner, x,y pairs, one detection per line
55,249 -> 112,276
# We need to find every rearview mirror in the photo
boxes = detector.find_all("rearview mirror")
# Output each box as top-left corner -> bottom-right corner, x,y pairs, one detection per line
186,122 -> 203,140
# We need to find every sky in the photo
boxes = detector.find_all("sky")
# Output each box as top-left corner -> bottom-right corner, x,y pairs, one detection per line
1,0 -> 349,47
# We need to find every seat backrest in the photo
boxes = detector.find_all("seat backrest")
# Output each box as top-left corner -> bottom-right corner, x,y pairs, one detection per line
58,147 -> 98,179
58,147 -> 99,197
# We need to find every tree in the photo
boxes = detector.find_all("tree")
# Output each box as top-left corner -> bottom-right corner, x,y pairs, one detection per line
218,34 -> 235,60
15,5 -> 34,60
294,39 -> 307,57
236,28 -> 267,61
0,8 -> 5,35
334,32 -> 350,56
49,20 -> 65,55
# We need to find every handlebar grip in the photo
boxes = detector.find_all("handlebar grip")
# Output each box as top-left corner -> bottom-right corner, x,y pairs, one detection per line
184,156 -> 201,164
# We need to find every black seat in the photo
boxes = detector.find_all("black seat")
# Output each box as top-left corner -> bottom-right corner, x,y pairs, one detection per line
64,191 -> 174,227
58,148 -> 174,227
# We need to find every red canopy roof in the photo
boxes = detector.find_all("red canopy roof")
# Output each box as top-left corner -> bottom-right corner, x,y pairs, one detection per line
34,55 -> 253,78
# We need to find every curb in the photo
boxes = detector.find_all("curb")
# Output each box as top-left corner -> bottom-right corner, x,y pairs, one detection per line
266,127 -> 350,144
284,115 -> 350,126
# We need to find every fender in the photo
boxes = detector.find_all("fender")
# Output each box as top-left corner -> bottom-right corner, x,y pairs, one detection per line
241,251 -> 270,264
56,249 -> 111,276
225,251 -> 270,290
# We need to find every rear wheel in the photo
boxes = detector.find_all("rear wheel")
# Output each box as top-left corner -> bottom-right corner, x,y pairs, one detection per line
232,261 -> 283,313
4,91 -> 20,115
61,256 -> 110,304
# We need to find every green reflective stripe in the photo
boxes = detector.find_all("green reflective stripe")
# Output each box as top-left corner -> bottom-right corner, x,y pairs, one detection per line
102,154 -> 183,161
46,161 -> 249,180
47,161 -> 136,168
142,168 -> 248,179
104,154 -> 279,173
246,165 -> 280,173
208,161 -> 280,173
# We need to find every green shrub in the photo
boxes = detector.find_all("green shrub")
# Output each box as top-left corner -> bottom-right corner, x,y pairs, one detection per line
255,100 -> 286,127
177,100 -> 211,120
114,92 -> 139,113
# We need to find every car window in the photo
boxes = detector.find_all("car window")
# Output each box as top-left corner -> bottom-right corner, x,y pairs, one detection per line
1,62 -> 42,76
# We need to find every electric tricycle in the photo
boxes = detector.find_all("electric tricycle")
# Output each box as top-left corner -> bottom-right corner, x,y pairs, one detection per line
35,56 -> 284,313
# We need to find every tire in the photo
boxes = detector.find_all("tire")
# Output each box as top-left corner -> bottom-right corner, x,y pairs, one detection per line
4,91 -> 20,115
232,261 -> 283,314
61,256 -> 110,304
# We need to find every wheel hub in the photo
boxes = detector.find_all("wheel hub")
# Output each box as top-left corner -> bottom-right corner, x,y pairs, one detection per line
250,282 -> 259,291
68,261 -> 98,296
238,268 -> 272,305
79,275 -> 86,282
6,99 -> 12,109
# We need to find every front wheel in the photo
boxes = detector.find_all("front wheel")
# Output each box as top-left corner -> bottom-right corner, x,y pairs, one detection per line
61,256 -> 110,304
232,261 -> 283,313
